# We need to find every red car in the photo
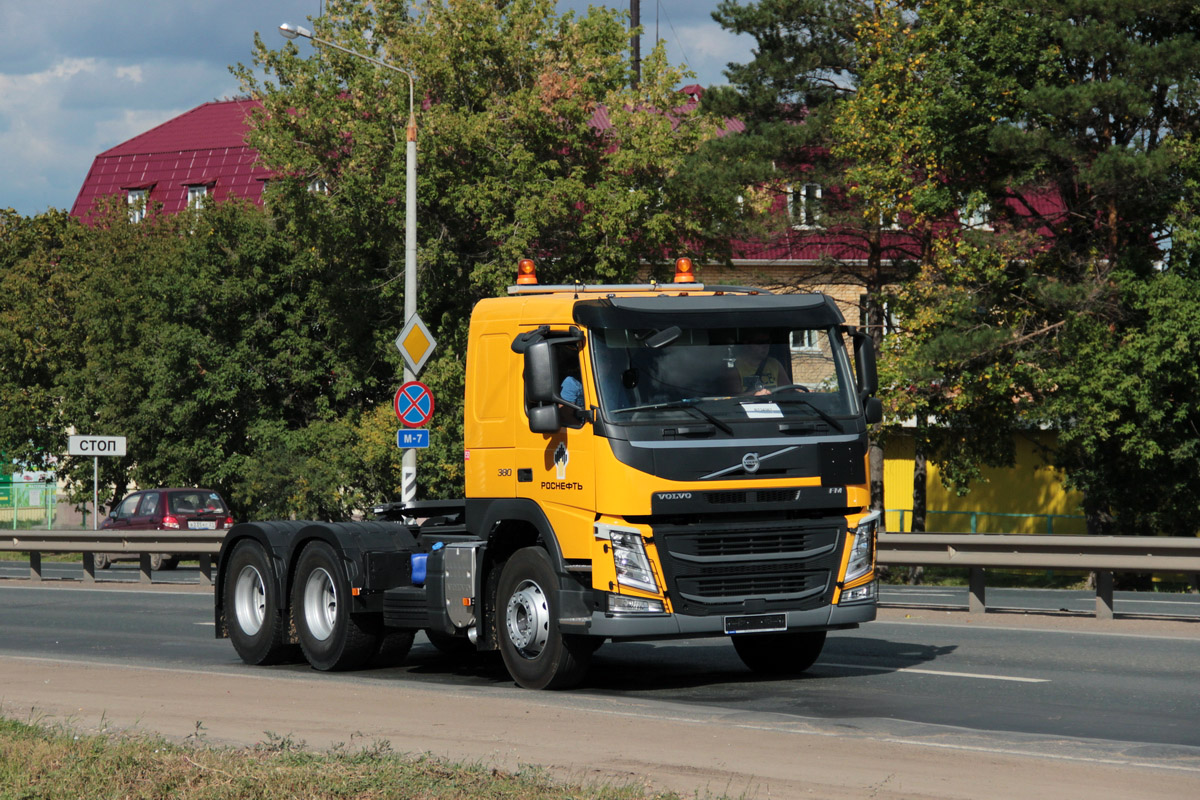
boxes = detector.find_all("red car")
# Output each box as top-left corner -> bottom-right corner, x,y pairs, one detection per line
97,488 -> 234,570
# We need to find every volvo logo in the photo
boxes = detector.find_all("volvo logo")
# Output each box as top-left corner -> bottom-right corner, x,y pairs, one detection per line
741,452 -> 760,473
655,492 -> 692,501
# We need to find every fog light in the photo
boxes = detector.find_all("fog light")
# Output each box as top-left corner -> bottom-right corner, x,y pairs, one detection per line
840,581 -> 877,604
607,593 -> 665,614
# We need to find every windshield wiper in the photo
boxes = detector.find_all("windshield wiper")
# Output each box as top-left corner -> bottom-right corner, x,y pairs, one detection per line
619,398 -> 735,435
768,395 -> 844,432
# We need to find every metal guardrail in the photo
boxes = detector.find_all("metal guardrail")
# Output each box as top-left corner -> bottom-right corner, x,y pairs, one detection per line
6,529 -> 1199,619
877,532 -> 1200,619
1,529 -> 226,585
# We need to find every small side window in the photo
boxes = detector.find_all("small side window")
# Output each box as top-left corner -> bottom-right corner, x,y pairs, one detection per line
116,495 -> 141,519
140,493 -> 159,517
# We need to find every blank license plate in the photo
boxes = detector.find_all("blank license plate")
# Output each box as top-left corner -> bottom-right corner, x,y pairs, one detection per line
724,613 -> 787,634
188,520 -> 217,530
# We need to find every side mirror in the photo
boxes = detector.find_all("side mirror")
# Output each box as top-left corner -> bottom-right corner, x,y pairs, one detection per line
108,509 -> 118,518
853,333 -> 879,397
523,340 -> 563,433
524,340 -> 559,405
864,396 -> 883,425
528,404 -> 561,434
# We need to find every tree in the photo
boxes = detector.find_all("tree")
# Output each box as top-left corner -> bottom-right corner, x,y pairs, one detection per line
836,0 -> 1200,533
0,209 -> 81,470
234,0 -> 738,500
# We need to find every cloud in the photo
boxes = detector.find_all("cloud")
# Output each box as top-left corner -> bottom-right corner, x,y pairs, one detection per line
670,24 -> 755,87
0,0 -> 750,216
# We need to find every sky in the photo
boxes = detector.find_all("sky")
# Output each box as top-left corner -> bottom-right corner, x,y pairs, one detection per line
0,1 -> 754,218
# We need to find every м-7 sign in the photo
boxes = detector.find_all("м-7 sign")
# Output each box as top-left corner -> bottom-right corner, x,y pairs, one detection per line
68,435 -> 127,456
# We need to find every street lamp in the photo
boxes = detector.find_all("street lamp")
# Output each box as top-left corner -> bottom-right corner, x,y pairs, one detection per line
280,22 -> 421,505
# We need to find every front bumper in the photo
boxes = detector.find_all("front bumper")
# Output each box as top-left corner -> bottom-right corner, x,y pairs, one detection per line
559,596 -> 876,640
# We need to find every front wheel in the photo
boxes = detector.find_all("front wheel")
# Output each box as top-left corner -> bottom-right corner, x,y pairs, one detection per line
224,540 -> 294,665
496,547 -> 592,690
93,553 -> 111,570
292,540 -> 382,671
732,630 -> 826,675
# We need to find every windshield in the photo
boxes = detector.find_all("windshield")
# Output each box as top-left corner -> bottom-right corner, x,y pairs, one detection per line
591,325 -> 860,424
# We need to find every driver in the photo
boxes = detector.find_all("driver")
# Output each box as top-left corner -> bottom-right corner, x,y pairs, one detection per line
735,332 -> 785,395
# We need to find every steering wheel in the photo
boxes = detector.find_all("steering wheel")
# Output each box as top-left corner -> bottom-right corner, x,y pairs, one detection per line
768,384 -> 809,394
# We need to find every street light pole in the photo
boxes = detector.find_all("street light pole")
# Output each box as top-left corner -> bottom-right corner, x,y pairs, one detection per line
280,23 -> 420,505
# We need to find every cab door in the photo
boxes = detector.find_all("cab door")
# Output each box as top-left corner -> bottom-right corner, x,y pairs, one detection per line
514,334 -> 597,560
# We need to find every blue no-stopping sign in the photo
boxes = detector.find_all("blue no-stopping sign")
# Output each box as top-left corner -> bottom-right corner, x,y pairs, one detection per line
394,381 -> 435,427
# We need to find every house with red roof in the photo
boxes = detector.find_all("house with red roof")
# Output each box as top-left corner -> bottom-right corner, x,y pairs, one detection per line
71,99 -> 270,221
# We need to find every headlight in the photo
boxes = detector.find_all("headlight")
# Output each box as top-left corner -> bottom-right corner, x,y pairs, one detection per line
596,524 -> 659,594
845,511 -> 879,584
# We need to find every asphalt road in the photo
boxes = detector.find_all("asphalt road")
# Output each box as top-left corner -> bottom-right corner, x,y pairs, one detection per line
1,580 -> 1197,754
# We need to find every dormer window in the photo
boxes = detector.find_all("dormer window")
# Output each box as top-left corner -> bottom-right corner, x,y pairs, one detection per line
788,183 -> 822,229
127,189 -> 149,223
186,184 -> 208,209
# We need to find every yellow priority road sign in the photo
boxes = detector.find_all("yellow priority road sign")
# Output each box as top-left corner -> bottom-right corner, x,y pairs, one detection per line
394,314 -> 437,376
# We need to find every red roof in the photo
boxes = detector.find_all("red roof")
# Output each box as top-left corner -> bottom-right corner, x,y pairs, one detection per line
70,99 -> 271,220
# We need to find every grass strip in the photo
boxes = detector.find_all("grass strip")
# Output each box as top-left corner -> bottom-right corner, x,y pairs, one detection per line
0,716 -> 691,800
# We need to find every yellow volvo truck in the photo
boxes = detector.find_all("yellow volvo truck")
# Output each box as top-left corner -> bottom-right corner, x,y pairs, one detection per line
215,259 -> 883,689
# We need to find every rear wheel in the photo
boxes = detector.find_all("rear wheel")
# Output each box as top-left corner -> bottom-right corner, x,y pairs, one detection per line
93,553 -> 111,570
224,540 -> 293,665
732,630 -> 826,675
292,540 -> 382,671
372,630 -> 417,667
425,629 -> 477,659
149,553 -> 166,571
497,547 -> 592,690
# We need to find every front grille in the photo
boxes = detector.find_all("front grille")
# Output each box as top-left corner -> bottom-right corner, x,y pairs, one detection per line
651,516 -> 844,616
674,528 -> 833,559
676,564 -> 828,601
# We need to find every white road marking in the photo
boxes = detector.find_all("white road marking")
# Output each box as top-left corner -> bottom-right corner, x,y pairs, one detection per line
821,662 -> 1050,683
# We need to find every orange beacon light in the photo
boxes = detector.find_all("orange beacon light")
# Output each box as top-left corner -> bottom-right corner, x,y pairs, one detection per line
516,258 -> 538,285
673,257 -> 696,283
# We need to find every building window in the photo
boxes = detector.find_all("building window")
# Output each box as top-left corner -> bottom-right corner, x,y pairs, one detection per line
127,189 -> 149,223
859,294 -> 899,337
186,185 -> 208,209
959,202 -> 993,230
789,183 -> 822,228
790,329 -> 821,352
878,201 -> 901,230
308,178 -> 329,195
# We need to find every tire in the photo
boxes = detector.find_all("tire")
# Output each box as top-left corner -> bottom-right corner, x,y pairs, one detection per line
150,553 -> 166,571
224,540 -> 294,665
496,547 -> 592,690
372,630 -> 417,667
425,629 -> 478,659
291,540 -> 382,671
93,553 -> 111,570
732,630 -> 827,675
